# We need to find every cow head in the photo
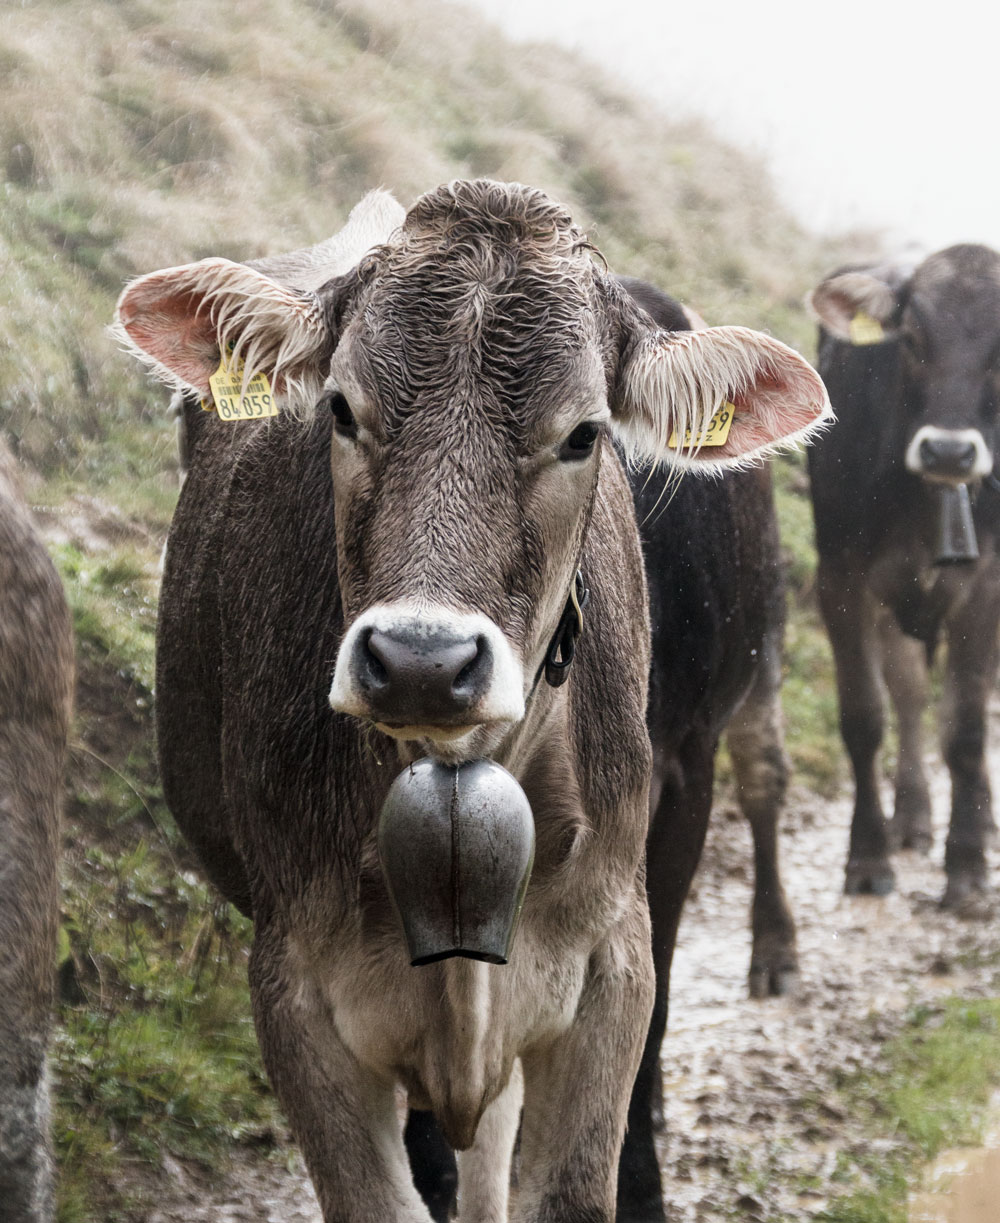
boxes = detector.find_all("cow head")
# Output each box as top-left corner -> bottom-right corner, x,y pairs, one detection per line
810,245 -> 1000,485
117,180 -> 829,762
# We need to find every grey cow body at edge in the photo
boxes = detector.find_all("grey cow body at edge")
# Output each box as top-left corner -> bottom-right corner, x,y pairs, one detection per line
809,244 -> 1000,905
116,181 -> 828,1222
0,439 -> 73,1223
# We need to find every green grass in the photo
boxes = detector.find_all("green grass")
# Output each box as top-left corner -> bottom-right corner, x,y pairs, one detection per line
48,526 -> 275,1221
818,999 -> 1000,1222
55,842 -> 277,1222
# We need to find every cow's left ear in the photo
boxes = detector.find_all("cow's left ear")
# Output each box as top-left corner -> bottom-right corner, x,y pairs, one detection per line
114,259 -> 340,413
807,264 -> 912,343
612,323 -> 832,470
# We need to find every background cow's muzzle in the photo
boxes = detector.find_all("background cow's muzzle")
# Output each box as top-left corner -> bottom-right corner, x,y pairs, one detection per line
905,425 -> 993,486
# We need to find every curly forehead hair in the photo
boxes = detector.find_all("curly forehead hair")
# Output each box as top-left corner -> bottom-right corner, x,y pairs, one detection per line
346,181 -> 605,414
358,179 -> 597,284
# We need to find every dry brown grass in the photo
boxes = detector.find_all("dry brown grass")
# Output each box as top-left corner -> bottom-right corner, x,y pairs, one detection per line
0,0 -> 863,490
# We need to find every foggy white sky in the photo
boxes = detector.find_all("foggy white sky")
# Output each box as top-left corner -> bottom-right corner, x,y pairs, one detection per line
461,0 -> 999,255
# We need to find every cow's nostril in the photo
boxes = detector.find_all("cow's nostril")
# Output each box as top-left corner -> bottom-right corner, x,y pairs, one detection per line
361,628 -> 390,689
453,636 -> 489,696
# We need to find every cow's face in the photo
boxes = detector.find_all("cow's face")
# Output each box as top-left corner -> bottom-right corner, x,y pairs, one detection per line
322,187 -> 620,760
115,181 -> 830,762
811,246 -> 1000,485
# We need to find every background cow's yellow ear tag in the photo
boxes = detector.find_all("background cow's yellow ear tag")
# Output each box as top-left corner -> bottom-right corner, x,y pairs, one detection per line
208,353 -> 279,422
849,311 -> 885,346
668,401 -> 736,450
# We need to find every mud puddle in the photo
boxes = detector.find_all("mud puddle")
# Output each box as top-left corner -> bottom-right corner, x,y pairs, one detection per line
908,1097 -> 1000,1223
909,1141 -> 1000,1223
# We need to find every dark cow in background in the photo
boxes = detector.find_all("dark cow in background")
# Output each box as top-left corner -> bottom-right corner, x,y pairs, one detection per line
613,277 -> 800,1222
116,181 -> 828,1223
0,440 -> 74,1223
809,245 -> 1000,905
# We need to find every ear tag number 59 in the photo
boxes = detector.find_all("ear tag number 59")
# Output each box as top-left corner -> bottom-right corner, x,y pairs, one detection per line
668,401 -> 736,450
208,352 -> 279,421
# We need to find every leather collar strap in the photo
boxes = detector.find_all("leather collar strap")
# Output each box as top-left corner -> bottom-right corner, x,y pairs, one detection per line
544,570 -> 590,688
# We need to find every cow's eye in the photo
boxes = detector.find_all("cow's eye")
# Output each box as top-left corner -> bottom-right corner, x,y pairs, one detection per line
320,391 -> 358,439
559,421 -> 601,461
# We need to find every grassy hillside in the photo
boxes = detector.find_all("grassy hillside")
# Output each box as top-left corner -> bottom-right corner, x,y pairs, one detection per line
1,0 -> 853,495
0,1 -> 863,1218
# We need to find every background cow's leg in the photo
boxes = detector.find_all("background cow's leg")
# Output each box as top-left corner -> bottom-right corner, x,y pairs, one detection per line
940,585 -> 1000,906
404,1110 -> 457,1223
517,904 -> 653,1223
617,737 -> 714,1223
876,609 -> 933,851
454,1060 -> 522,1223
726,626 -> 797,999
817,562 -> 895,894
250,928 -> 433,1223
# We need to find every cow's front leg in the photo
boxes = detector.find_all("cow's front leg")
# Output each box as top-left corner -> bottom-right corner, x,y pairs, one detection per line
454,1060 -> 522,1223
876,609 -> 933,851
250,926 -> 433,1223
941,586 -> 1000,907
818,562 -> 895,894
516,904 -> 653,1223
726,625 -> 797,999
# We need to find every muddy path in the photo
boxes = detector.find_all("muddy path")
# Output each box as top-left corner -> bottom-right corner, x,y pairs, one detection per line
659,718 -> 1000,1221
137,710 -> 1000,1222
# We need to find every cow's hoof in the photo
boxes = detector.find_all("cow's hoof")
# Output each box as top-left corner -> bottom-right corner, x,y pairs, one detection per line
941,870 -> 988,911
844,861 -> 895,896
748,961 -> 799,999
900,831 -> 933,854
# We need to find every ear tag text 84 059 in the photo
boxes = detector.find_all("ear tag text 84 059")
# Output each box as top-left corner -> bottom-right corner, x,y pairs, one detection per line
207,350 -> 278,422
849,311 -> 885,346
668,401 -> 735,450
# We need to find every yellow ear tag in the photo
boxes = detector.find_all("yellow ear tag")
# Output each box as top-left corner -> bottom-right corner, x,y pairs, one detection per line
667,401 -> 736,450
849,311 -> 885,346
208,351 -> 279,422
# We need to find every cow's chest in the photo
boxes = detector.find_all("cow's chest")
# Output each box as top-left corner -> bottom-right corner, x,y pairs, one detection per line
313,922 -> 586,1143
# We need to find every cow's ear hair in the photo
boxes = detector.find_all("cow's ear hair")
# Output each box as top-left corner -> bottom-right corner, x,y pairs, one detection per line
113,259 -> 341,414
807,265 -> 911,342
610,314 -> 832,472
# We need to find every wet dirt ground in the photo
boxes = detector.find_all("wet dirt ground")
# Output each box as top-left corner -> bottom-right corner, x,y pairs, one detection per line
137,714 -> 1000,1222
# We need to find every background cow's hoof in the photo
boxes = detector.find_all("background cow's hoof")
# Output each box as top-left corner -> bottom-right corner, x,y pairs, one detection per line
900,830 -> 934,854
748,961 -> 799,999
844,860 -> 896,896
888,814 -> 933,854
941,870 -> 988,911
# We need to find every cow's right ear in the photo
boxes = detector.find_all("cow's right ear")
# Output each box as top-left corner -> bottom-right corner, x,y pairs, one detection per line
807,265 -> 911,343
113,259 -> 338,413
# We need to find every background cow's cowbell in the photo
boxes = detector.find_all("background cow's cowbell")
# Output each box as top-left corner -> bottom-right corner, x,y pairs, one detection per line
378,758 -> 535,966
934,483 -> 980,565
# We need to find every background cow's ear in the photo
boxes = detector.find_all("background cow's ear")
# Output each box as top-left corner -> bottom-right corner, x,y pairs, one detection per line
807,264 -> 912,343
113,259 -> 337,413
611,323 -> 832,471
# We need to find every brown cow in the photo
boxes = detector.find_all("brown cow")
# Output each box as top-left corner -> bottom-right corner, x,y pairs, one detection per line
0,440 -> 74,1223
116,181 -> 828,1222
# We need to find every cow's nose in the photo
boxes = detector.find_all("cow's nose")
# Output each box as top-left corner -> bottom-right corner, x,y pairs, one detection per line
355,627 -> 493,724
918,436 -> 978,478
